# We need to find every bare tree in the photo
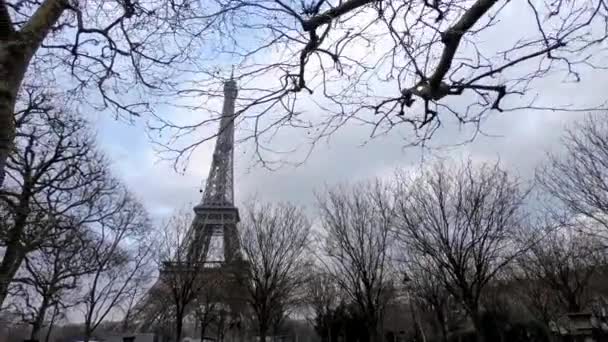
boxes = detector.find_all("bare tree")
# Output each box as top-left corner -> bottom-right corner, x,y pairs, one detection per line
193,281 -> 221,342
148,207 -> 211,342
77,191 -> 153,342
317,181 -> 395,342
394,160 -> 528,342
403,255 -> 456,342
153,0 -> 608,168
517,223 -> 607,317
305,270 -> 343,342
304,269 -> 377,342
12,221 -> 94,341
0,87 -> 122,307
240,201 -> 312,342
118,285 -> 147,334
538,113 -> 608,238
0,0 -> 214,187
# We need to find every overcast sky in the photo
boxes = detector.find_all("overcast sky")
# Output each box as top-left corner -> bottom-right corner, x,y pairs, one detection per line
88,75 -> 603,223
86,3 -> 608,224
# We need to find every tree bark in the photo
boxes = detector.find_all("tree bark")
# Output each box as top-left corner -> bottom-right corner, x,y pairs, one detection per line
0,0 -> 67,188
0,209 -> 30,305
0,40 -> 24,189
200,321 -> 207,342
30,294 -> 51,340
0,241 -> 24,305
434,308 -> 449,342
259,321 -> 268,342
471,311 -> 485,342
44,304 -> 59,342
175,310 -> 184,342
83,325 -> 93,342
0,177 -> 33,306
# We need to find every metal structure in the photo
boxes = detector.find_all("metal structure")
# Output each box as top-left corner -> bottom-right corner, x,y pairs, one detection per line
183,76 -> 241,265
133,77 -> 248,335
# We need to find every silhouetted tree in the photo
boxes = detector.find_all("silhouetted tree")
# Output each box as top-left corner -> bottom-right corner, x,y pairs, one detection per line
77,191 -> 153,342
0,87 -> 123,307
149,207 -> 212,342
394,160 -> 528,342
518,223 -> 606,316
306,271 -> 342,342
538,114 -> 608,239
317,181 -> 395,342
194,278 -> 221,342
13,222 -> 94,340
0,0 -> 209,187
404,255 -> 456,342
240,201 -> 312,342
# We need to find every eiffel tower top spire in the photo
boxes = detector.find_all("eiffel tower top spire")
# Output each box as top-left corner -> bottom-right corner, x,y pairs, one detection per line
198,78 -> 238,208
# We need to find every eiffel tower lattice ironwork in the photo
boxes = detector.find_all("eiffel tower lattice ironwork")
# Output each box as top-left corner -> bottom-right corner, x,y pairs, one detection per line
183,75 -> 241,265
133,77 -> 247,334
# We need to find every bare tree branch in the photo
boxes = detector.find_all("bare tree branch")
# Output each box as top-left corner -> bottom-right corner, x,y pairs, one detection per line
151,0 -> 608,170
0,87 -> 127,308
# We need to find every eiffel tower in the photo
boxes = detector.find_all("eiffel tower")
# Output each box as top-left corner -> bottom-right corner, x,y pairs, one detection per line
185,74 -> 241,265
133,76 -> 248,335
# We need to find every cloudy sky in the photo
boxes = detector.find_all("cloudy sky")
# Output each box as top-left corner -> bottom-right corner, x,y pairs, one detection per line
86,2 -> 608,223
89,75 -> 604,223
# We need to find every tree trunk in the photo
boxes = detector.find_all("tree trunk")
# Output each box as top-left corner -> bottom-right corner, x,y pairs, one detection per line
440,321 -> 449,342
0,239 -> 25,306
83,325 -> 93,342
259,321 -> 268,342
435,309 -> 449,342
0,189 -> 32,306
175,308 -> 184,342
30,295 -> 51,340
0,0 -> 68,188
471,311 -> 484,342
199,320 -> 207,342
366,314 -> 380,342
44,304 -> 59,342
0,40 -> 23,189
566,293 -> 581,313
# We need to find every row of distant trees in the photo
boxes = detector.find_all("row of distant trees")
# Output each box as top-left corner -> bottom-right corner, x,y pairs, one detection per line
146,115 -> 608,342
302,113 -> 608,342
1,0 -> 607,188
2,85 -> 608,342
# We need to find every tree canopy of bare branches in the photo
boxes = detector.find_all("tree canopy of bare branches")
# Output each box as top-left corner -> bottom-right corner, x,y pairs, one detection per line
153,0 -> 608,168
403,255 -> 456,342
77,191 -> 153,342
517,223 -> 607,318
240,201 -> 312,342
538,113 -> 608,239
145,207 -> 211,342
0,87 -> 127,308
317,181 -> 395,342
0,0 -> 213,187
394,160 -> 528,342
12,224 -> 94,341
305,270 -> 343,341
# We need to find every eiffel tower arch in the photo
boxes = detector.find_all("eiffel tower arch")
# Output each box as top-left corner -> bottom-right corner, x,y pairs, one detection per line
133,77 -> 250,340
